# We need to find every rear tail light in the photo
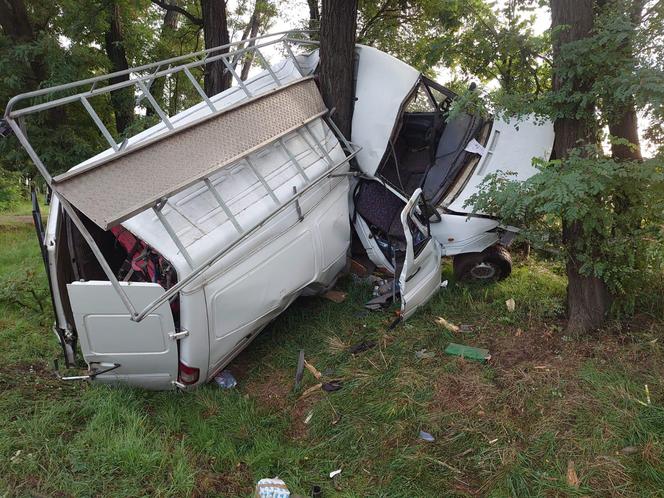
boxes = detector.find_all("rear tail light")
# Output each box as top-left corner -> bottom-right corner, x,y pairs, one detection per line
178,361 -> 200,385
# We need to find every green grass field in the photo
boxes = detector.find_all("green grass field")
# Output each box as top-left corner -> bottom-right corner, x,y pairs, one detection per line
1,219 -> 663,497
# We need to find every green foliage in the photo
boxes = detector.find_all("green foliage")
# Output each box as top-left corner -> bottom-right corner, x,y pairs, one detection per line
0,262 -> 48,313
467,145 -> 664,312
0,169 -> 23,212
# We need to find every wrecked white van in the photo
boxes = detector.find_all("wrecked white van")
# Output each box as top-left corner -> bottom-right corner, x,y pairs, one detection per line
5,32 -> 553,389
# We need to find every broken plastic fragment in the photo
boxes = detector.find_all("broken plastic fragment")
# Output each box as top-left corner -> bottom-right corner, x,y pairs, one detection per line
322,290 -> 347,303
329,469 -> 342,478
435,317 -> 460,333
214,370 -> 237,389
506,298 -> 515,312
419,430 -> 435,442
322,380 -> 343,392
444,343 -> 491,363
255,477 -> 291,498
348,340 -> 376,355
415,349 -> 436,360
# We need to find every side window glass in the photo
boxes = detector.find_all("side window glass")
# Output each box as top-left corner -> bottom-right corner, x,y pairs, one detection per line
405,85 -> 437,113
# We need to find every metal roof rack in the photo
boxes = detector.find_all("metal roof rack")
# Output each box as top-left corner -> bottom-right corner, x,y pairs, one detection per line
5,30 -> 358,323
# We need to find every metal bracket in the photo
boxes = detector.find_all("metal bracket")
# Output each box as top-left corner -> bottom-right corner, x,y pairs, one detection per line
54,359 -> 121,381
168,329 -> 189,340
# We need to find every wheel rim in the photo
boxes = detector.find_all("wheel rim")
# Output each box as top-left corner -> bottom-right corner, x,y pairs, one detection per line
470,262 -> 497,280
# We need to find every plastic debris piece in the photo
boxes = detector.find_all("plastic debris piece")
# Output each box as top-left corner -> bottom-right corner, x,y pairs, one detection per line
348,340 -> 376,355
304,360 -> 322,380
419,430 -> 435,442
506,298 -> 516,312
304,411 -> 313,425
444,343 -> 491,363
435,317 -> 460,333
311,484 -> 322,498
322,380 -> 343,392
566,460 -> 579,488
300,383 -> 322,399
214,370 -> 237,389
329,469 -> 342,479
294,350 -> 305,390
322,290 -> 347,303
255,477 -> 291,498
440,280 -> 448,288
459,324 -> 474,333
415,349 -> 436,360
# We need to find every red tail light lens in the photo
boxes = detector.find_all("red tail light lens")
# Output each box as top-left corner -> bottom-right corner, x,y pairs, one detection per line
178,361 -> 200,385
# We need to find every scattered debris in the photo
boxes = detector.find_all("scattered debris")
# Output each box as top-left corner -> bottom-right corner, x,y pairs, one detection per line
294,350 -> 305,390
348,340 -> 376,355
364,293 -> 392,311
435,317 -> 460,333
566,460 -> 580,488
459,324 -> 474,333
311,484 -> 322,498
329,469 -> 342,479
620,446 -> 639,456
322,290 -> 347,303
213,370 -> 237,389
488,438 -> 499,445
300,383 -> 322,399
9,450 -> 21,464
415,349 -> 436,360
645,384 -> 651,405
304,360 -> 322,380
419,430 -> 435,442
444,343 -> 491,363
514,328 -> 523,337
255,477 -> 291,498
322,380 -> 343,392
304,411 -> 313,425
440,280 -> 448,288
506,298 -> 516,312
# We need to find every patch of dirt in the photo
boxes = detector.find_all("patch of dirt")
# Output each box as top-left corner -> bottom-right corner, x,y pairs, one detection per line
0,215 -> 35,225
0,362 -> 81,404
242,369 -> 292,412
192,462 -> 253,498
432,359 -> 497,413
288,394 -> 319,440
485,326 -> 564,369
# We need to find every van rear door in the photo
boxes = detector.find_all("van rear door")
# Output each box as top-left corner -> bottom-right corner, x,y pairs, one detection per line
398,189 -> 442,319
67,281 -> 178,390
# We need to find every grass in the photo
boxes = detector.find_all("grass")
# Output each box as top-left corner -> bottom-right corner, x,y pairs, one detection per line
1,219 -> 664,497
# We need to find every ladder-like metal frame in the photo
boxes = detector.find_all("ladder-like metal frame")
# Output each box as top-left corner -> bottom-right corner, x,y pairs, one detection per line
4,30 -> 361,323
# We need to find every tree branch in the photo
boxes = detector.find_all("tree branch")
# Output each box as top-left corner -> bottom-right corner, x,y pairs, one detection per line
150,0 -> 202,26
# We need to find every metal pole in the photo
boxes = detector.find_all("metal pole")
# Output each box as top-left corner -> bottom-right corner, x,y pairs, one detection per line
183,67 -> 216,112
80,97 -> 119,152
6,119 -> 52,185
244,157 -> 280,205
203,178 -> 243,233
136,79 -> 174,130
282,41 -> 305,76
278,138 -> 309,182
152,203 -> 194,268
220,55 -> 253,98
133,146 -> 360,322
253,48 -> 280,86
57,196 -> 138,317
301,123 -> 335,168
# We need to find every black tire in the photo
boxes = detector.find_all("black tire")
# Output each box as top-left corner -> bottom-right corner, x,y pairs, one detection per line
453,245 -> 512,283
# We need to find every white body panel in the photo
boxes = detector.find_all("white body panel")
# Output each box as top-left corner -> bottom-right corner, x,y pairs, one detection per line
398,190 -> 442,319
351,46 -> 420,176
447,116 -> 554,214
67,281 -> 178,390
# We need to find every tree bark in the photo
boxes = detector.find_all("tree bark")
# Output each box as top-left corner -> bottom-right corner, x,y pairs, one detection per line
551,0 -> 610,333
104,1 -> 134,134
0,0 -> 46,85
319,0 -> 357,137
307,0 -> 320,31
240,1 -> 262,81
200,0 -> 232,96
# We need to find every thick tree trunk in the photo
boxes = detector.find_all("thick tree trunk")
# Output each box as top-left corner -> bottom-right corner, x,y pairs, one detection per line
240,2 -> 262,81
551,0 -> 610,333
147,1 -> 180,117
319,0 -> 357,137
201,0 -> 231,96
104,1 -> 134,134
307,0 -> 320,31
0,0 -> 46,85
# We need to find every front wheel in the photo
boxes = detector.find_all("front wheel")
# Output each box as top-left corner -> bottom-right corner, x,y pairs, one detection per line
453,245 -> 512,283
